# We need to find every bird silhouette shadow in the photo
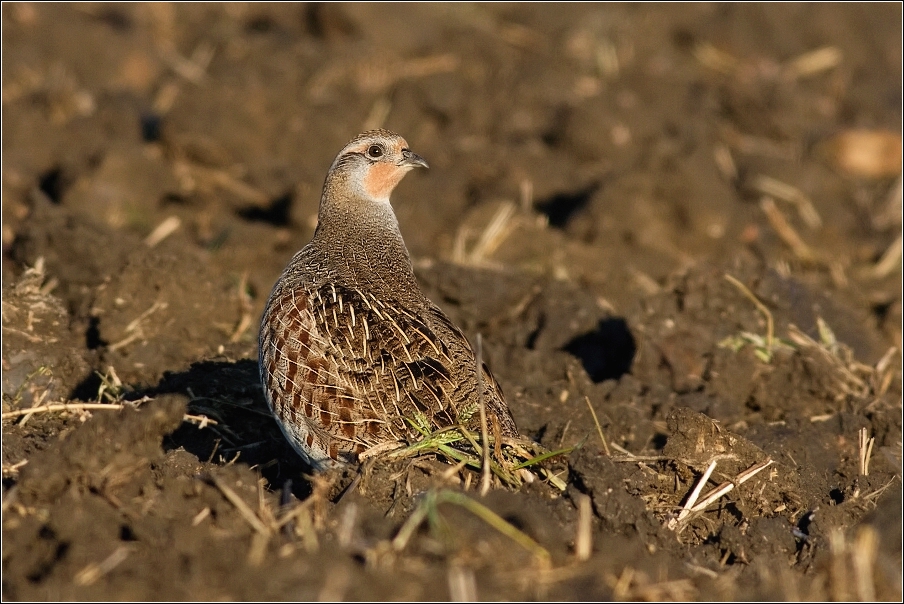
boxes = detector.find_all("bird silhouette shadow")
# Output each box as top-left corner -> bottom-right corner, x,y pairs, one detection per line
86,358 -> 317,498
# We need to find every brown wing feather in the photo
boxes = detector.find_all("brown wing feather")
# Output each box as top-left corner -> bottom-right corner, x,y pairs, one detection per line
261,280 -> 517,467
422,303 -> 519,437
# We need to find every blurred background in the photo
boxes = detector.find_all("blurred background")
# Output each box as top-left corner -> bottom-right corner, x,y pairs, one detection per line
4,4 -> 900,311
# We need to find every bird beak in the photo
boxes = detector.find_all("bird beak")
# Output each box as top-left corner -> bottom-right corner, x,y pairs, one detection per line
401,149 -> 429,169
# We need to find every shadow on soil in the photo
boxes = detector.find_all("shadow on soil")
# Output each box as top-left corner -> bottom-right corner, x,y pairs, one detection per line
564,317 -> 637,382
147,359 -> 315,497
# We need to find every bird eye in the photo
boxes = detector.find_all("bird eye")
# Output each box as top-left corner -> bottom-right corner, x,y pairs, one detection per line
367,145 -> 384,159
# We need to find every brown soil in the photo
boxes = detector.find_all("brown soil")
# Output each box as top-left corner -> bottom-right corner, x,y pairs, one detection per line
2,3 -> 901,601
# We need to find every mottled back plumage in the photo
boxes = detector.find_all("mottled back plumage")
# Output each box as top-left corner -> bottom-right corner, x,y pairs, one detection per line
259,130 -> 518,469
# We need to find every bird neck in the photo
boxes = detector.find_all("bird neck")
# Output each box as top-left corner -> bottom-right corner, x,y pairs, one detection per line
311,192 -> 421,299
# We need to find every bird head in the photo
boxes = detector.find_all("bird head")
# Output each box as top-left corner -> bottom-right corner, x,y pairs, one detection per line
326,129 -> 428,205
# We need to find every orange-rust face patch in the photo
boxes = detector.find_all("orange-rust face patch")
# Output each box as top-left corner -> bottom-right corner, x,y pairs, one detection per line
363,162 -> 407,200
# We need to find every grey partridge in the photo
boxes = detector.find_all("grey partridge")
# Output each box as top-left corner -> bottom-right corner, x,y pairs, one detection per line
259,130 -> 519,469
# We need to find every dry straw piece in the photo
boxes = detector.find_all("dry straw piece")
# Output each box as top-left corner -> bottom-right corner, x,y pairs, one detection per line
667,458 -> 774,531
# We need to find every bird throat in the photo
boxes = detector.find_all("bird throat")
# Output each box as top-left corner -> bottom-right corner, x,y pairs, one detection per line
312,198 -> 421,300
362,163 -> 408,202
